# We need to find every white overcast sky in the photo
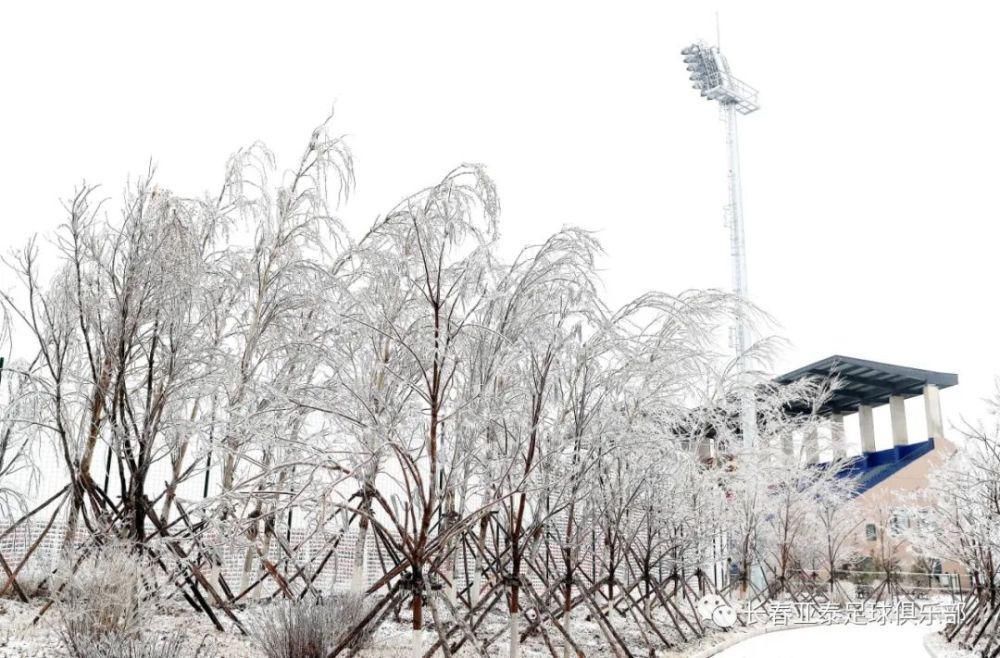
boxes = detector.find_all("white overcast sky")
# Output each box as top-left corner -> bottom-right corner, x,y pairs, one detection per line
1,1 -> 997,443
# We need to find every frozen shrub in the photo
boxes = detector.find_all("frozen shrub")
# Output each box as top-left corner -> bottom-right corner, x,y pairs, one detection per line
55,543 -> 196,658
254,593 -> 375,658
327,592 -> 377,651
61,629 -> 197,658
255,600 -> 329,658
58,545 -> 146,642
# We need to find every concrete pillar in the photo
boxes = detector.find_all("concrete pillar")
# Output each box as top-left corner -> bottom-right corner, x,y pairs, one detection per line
830,413 -> 846,460
858,405 -> 877,454
890,395 -> 909,446
924,384 -> 944,441
804,427 -> 819,464
696,437 -> 716,462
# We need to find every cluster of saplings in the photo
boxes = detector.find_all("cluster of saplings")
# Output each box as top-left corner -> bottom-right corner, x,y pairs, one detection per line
1,113 -> 994,658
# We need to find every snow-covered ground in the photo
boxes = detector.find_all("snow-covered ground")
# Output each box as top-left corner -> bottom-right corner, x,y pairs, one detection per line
0,598 -> 753,658
712,623 -> 960,658
1,597 -> 977,658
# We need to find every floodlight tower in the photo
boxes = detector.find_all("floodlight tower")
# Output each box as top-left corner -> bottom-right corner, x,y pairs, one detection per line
681,41 -> 759,448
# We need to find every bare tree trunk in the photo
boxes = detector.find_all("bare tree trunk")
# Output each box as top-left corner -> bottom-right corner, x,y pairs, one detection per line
240,542 -> 256,593
351,515 -> 369,593
472,514 -> 488,607
508,609 -> 521,658
257,513 -> 275,600
411,585 -> 424,658
562,612 -> 572,658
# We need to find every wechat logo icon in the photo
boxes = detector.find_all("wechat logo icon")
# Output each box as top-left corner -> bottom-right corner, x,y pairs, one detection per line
696,594 -> 737,629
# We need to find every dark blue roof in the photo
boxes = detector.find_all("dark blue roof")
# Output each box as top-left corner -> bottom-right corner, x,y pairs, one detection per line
776,355 -> 958,416
831,438 -> 937,496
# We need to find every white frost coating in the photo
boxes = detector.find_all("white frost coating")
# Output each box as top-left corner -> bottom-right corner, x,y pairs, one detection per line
508,611 -> 521,658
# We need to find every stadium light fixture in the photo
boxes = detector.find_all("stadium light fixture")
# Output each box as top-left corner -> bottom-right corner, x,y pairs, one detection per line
681,40 -> 758,448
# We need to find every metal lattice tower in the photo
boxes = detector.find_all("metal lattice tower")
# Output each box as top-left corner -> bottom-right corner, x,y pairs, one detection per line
681,41 -> 759,448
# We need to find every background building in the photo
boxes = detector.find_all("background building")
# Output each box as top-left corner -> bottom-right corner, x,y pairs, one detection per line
778,355 -> 965,592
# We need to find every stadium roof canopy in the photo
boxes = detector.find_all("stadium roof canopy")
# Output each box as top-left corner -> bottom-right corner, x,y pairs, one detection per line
775,354 -> 958,416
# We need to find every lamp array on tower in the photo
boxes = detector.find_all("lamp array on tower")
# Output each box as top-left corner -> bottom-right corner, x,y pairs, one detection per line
681,42 -> 759,115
